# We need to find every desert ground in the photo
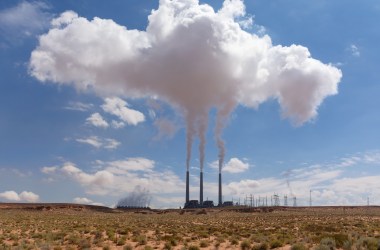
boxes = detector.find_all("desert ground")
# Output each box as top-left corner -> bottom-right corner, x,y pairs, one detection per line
0,204 -> 379,250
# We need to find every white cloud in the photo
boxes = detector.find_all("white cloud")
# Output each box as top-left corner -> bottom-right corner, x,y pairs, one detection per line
238,16 -> 253,29
76,136 -> 121,150
51,10 -> 78,28
111,120 -> 125,129
0,190 -> 39,202
76,136 -> 103,148
86,113 -> 109,128
105,158 -> 155,174
11,168 -> 31,177
362,151 -> 380,164
349,44 -> 360,57
222,151 -> 380,206
73,197 -> 104,206
43,159 -> 183,197
336,156 -> 360,167
29,1 -> 342,165
41,166 -> 58,174
103,139 -> 121,149
61,162 -> 115,195
333,151 -> 380,168
210,157 -> 250,173
0,1 -> 51,41
64,101 -> 93,111
223,158 -> 250,173
73,197 -> 92,204
102,97 -> 145,126
0,191 -> 20,201
228,179 -> 260,194
19,191 -> 40,202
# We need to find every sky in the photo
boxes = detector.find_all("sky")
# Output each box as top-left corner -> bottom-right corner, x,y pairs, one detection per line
0,0 -> 380,208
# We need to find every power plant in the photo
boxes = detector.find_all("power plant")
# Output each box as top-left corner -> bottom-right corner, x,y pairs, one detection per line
184,163 -> 225,208
183,166 -> 300,208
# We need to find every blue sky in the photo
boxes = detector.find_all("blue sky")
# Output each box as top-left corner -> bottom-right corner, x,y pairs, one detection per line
0,0 -> 380,208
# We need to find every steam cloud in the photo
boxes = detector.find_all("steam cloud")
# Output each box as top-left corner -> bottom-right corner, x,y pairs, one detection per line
29,0 -> 342,173
116,186 -> 151,208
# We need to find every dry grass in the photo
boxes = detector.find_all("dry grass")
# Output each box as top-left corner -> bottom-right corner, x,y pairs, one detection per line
0,205 -> 379,249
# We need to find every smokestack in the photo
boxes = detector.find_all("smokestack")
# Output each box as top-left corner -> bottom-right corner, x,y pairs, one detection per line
186,170 -> 189,204
218,172 -> 222,206
200,171 -> 203,205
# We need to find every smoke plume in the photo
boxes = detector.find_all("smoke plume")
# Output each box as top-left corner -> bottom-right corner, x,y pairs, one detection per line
29,0 -> 342,172
116,186 -> 151,208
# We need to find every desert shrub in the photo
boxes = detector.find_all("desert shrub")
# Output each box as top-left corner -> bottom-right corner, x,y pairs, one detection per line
163,242 -> 172,250
106,230 -> 116,242
144,246 -> 153,250
252,243 -> 269,250
188,246 -> 200,250
169,238 -> 178,246
216,236 -> 226,243
240,239 -> 251,250
320,237 -> 336,249
9,234 -> 18,241
355,237 -> 379,250
123,244 -> 133,250
117,228 -> 129,235
290,243 -> 307,250
102,245 -> 111,250
198,231 -> 209,238
269,240 -> 283,249
332,234 -> 349,248
78,239 -> 91,249
342,240 -> 352,250
314,246 -> 331,250
52,232 -> 66,241
117,236 -> 127,246
133,235 -> 147,245
230,237 -> 239,245
66,234 -> 80,245
32,233 -> 44,239
199,240 -> 209,248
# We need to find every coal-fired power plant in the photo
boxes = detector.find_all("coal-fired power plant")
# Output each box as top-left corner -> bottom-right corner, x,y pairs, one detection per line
28,0 -> 342,210
184,162 -> 223,209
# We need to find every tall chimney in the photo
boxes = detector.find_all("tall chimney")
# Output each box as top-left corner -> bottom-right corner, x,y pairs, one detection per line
200,171 -> 203,205
186,170 -> 189,204
218,172 -> 222,206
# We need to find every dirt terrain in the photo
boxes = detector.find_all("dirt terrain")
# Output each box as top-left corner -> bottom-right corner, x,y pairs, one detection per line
0,203 -> 379,249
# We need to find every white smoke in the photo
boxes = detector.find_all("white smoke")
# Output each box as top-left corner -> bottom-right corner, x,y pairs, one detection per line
29,0 -> 342,171
116,186 -> 151,208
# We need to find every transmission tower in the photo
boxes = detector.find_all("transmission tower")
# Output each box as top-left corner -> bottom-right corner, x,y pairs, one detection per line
273,194 -> 280,206
309,190 -> 312,207
284,195 -> 288,206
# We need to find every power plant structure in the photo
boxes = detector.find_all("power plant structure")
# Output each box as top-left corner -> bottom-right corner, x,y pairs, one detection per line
183,162 -> 299,209
184,162 -> 227,208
